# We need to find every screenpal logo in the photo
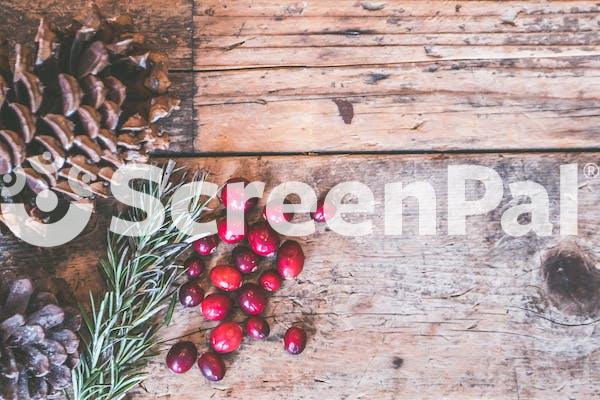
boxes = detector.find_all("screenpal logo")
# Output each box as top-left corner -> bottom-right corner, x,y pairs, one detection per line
0,162 -> 581,246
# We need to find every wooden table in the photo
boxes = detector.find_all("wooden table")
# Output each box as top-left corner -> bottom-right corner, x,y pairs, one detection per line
2,1 -> 600,399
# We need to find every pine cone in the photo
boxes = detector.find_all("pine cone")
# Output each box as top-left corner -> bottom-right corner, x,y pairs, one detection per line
0,278 -> 81,399
0,5 -> 179,208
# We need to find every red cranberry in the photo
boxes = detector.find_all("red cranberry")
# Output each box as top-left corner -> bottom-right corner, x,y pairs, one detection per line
262,202 -> 293,226
247,221 -> 280,257
166,341 -> 198,373
211,321 -> 243,354
193,234 -> 219,256
210,265 -> 242,291
277,240 -> 305,279
311,198 -> 335,223
259,270 -> 282,292
201,293 -> 233,321
237,283 -> 268,316
179,282 -> 204,307
217,217 -> 246,244
246,316 -> 270,340
220,177 -> 258,213
284,326 -> 307,355
232,246 -> 260,274
185,256 -> 205,278
198,352 -> 226,381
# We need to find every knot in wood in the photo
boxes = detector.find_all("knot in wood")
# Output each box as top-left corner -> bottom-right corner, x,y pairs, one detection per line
542,244 -> 600,317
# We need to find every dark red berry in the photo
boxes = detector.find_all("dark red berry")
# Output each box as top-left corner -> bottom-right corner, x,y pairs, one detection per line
185,256 -> 205,278
179,282 -> 204,307
237,283 -> 268,316
220,177 -> 258,213
166,341 -> 198,374
311,198 -> 335,223
210,265 -> 243,291
193,234 -> 219,256
232,246 -> 260,274
217,217 -> 246,244
198,352 -> 226,381
247,221 -> 280,257
211,321 -> 243,354
262,202 -> 293,226
259,270 -> 282,292
246,316 -> 270,340
201,293 -> 233,321
284,326 -> 307,355
277,240 -> 305,279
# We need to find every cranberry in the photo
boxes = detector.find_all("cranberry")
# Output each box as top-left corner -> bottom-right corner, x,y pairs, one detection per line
211,321 -> 243,354
259,270 -> 282,292
198,352 -> 226,381
166,341 -> 198,373
277,240 -> 305,279
217,217 -> 246,244
193,234 -> 219,256
284,326 -> 307,355
220,177 -> 258,213
179,282 -> 204,307
232,246 -> 260,274
201,293 -> 233,321
185,256 -> 205,278
247,221 -> 280,257
210,265 -> 243,291
262,202 -> 293,226
237,283 -> 268,316
246,316 -> 270,340
311,198 -> 335,223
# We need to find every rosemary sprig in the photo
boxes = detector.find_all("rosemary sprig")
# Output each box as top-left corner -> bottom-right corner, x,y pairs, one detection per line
71,161 -> 212,400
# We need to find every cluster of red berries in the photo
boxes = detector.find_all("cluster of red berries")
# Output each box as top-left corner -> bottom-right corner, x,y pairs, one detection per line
166,177 -> 332,382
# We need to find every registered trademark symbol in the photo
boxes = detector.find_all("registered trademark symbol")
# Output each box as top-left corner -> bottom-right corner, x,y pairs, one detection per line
583,163 -> 600,179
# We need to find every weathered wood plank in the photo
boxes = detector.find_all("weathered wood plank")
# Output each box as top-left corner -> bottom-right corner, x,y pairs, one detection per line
130,153 -> 600,399
160,72 -> 196,153
197,58 -> 600,104
198,45 -> 599,70
202,31 -> 599,48
194,1 -> 600,69
1,0 -> 192,70
2,153 -> 598,399
198,0 -> 600,17
194,58 -> 600,152
191,0 -> 600,153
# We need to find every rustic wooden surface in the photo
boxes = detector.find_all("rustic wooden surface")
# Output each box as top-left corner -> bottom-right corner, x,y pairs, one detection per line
194,0 -> 600,153
1,1 -> 600,399
20,153 -> 600,400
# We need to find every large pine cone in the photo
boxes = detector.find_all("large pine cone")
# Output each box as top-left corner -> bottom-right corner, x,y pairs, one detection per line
0,278 -> 81,399
0,5 -> 179,206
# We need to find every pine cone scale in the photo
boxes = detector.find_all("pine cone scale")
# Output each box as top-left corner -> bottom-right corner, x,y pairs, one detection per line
1,278 -> 81,399
57,74 -> 81,116
3,280 -> 33,317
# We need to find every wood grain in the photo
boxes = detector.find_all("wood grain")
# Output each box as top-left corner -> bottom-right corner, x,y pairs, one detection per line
141,154 -> 600,400
1,2 -> 600,399
191,0 -> 600,153
194,0 -> 600,69
4,153 -> 596,400
162,73 -> 196,152
195,57 -> 600,152
197,1 -> 600,17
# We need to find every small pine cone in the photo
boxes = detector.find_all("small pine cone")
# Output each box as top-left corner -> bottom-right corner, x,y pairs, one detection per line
0,5 -> 179,218
0,278 -> 81,399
